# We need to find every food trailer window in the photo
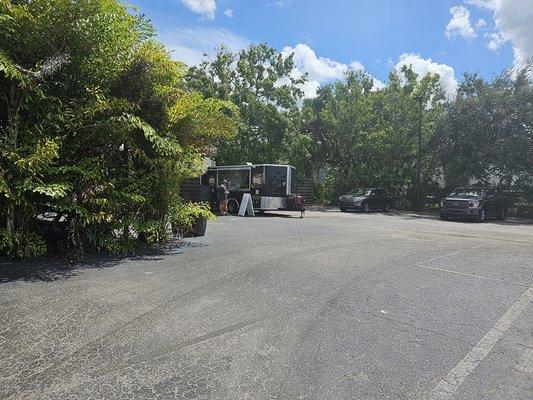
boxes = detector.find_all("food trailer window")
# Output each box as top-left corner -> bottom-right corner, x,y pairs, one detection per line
218,169 -> 250,191
201,171 -> 217,186
251,166 -> 264,189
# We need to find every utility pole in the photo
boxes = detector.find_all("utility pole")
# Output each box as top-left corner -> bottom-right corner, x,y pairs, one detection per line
415,96 -> 423,210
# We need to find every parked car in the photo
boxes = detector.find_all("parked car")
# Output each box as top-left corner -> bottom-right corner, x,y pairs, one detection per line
339,188 -> 393,212
440,186 -> 506,222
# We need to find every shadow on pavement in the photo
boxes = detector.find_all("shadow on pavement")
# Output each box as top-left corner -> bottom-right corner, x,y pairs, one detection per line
255,212 -> 303,219
0,241 -> 205,284
310,206 -> 532,226
218,212 -> 302,219
382,210 -> 532,226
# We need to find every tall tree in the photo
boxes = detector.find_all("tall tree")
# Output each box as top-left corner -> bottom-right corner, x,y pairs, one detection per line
0,0 -> 237,257
436,69 -> 532,191
1,0 -> 145,242
185,44 -> 313,175
302,67 -> 446,205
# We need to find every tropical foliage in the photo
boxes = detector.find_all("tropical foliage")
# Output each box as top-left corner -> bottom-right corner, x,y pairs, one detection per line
171,202 -> 216,237
0,0 -> 236,258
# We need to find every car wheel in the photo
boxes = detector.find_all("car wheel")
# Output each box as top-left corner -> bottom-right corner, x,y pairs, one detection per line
477,208 -> 487,223
384,203 -> 391,212
362,202 -> 370,213
440,214 -> 449,221
340,207 -> 347,212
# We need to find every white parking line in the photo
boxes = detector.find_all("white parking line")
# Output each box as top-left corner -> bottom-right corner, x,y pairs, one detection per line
430,287 -> 533,400
414,264 -> 531,288
419,244 -> 486,264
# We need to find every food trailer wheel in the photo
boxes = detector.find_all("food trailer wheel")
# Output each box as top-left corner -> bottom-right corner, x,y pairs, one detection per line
228,199 -> 240,215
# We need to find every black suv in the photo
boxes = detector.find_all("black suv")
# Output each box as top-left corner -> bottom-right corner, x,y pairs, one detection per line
339,188 -> 393,212
440,186 -> 506,222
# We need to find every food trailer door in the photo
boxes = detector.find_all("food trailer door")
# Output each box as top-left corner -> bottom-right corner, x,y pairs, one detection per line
262,166 -> 288,209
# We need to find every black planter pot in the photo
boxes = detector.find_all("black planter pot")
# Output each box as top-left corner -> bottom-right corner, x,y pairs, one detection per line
191,217 -> 208,237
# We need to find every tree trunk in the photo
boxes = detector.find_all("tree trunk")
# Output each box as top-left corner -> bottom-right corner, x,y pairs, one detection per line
8,82 -> 22,149
6,204 -> 15,234
4,80 -> 26,235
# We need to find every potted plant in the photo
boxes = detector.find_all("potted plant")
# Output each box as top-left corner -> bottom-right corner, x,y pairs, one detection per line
171,202 -> 216,237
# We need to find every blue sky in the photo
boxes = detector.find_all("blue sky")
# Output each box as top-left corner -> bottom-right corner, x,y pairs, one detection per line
129,0 -> 532,97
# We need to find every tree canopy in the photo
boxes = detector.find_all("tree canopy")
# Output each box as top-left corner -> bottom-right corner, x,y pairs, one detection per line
0,0 -> 237,257
436,70 -> 532,190
302,67 -> 447,206
185,44 -> 313,174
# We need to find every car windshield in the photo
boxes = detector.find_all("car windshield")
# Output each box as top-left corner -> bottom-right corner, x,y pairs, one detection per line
450,188 -> 486,198
348,188 -> 371,196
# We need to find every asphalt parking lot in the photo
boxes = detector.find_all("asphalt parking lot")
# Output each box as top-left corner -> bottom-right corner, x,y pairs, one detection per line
1,210 -> 532,399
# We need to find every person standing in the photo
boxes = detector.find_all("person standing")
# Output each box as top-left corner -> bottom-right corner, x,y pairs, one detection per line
217,180 -> 229,215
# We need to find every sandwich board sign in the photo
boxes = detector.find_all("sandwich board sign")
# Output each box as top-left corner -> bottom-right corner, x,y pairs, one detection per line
238,193 -> 255,217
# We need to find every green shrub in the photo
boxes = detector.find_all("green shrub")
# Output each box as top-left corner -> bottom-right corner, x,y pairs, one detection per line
0,229 -> 47,259
135,219 -> 172,246
98,234 -> 138,254
170,202 -> 216,236
311,182 -> 333,204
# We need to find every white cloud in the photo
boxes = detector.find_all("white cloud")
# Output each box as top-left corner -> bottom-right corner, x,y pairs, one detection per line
296,80 -> 321,100
465,0 -> 533,74
282,44 -> 355,82
371,78 -> 386,91
395,53 -> 459,99
160,27 -> 250,66
281,44 -> 382,98
486,32 -> 506,51
490,0 -> 533,74
267,0 -> 292,6
224,8 -> 234,18
464,0 -> 494,9
180,0 -> 217,20
446,5 -> 476,39
475,18 -> 487,28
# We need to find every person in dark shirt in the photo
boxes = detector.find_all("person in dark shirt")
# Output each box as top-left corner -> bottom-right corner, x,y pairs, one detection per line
217,180 -> 229,215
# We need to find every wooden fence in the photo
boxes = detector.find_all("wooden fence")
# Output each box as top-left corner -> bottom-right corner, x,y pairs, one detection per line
295,178 -> 315,201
